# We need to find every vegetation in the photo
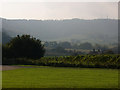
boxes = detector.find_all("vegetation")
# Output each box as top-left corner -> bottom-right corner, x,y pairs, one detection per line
2,20 -> 119,88
2,35 -> 45,59
2,34 -> 119,69
44,41 -> 117,56
2,67 -> 118,88
3,55 -> 120,69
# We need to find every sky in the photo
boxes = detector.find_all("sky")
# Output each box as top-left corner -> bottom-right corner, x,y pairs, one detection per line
0,2 -> 118,20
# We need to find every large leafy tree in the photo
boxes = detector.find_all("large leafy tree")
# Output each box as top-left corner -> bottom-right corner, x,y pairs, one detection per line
3,35 -> 45,59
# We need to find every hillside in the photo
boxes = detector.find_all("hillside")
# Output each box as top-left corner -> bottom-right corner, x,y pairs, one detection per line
2,18 -> 118,44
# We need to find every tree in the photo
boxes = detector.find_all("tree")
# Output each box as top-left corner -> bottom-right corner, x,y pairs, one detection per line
79,42 -> 93,50
3,35 -> 45,59
52,46 -> 66,53
103,49 -> 114,54
59,42 -> 71,48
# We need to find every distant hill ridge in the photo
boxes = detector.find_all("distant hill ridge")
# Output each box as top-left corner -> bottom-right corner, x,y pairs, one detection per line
2,18 -> 118,44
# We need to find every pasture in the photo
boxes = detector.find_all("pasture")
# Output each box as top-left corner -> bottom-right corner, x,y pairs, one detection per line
2,66 -> 118,88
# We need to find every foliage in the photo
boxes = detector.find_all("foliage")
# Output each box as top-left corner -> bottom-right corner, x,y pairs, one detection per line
3,54 -> 120,69
36,55 -> 120,69
79,42 -> 93,50
2,35 -> 45,59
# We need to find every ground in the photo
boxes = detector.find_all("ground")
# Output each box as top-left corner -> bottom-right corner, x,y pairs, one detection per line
1,65 -> 118,88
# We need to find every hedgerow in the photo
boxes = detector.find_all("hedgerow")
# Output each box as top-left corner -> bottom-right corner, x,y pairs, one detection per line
3,54 -> 120,69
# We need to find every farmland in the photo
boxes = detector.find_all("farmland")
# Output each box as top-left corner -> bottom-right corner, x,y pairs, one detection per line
2,66 -> 118,88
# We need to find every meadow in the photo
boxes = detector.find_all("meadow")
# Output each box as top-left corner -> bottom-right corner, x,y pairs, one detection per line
2,66 -> 118,88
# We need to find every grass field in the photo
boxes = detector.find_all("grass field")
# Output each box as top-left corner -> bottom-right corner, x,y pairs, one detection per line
2,66 -> 118,88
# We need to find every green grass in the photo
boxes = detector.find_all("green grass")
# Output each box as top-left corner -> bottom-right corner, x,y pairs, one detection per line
2,66 -> 118,88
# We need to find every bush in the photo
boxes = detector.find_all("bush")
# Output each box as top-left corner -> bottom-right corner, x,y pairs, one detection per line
3,35 -> 45,59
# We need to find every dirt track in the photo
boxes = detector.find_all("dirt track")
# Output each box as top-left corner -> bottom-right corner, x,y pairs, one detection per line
1,65 -> 24,71
1,65 -> 36,71
1,65 -> 48,71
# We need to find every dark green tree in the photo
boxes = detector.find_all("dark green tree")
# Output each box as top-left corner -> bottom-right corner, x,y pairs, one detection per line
3,35 -> 45,59
103,49 -> 114,54
59,42 -> 71,48
79,42 -> 93,50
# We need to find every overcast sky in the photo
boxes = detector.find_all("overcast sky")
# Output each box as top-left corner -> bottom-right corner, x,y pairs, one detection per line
1,2 -> 118,20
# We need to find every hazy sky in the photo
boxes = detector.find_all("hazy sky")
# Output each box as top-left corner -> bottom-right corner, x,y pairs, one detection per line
1,2 -> 118,20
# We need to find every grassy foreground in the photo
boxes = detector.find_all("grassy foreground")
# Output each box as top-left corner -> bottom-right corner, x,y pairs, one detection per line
2,66 -> 118,88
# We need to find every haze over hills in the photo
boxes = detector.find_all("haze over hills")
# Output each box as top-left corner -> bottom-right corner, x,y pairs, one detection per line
2,30 -> 11,44
2,18 -> 118,44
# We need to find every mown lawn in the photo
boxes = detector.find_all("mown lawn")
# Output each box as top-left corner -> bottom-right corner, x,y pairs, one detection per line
2,66 -> 118,88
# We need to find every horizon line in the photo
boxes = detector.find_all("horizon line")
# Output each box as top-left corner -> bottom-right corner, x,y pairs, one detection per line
0,17 -> 118,21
